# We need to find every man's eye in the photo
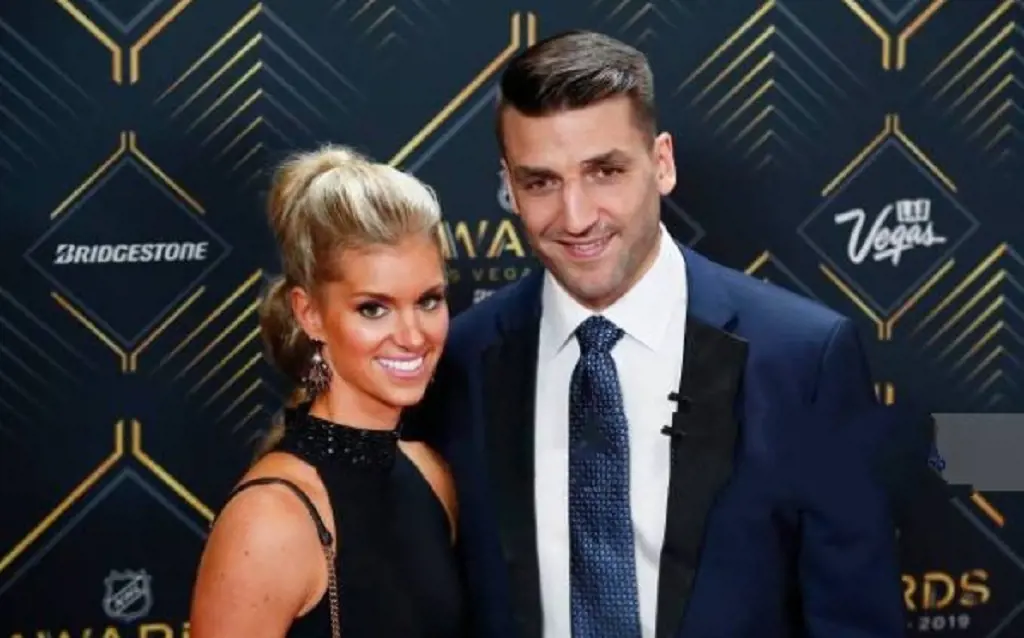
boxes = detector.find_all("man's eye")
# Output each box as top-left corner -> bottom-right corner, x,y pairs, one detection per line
594,166 -> 624,178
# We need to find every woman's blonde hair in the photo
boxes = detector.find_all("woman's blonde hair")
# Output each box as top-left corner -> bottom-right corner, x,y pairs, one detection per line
255,144 -> 443,455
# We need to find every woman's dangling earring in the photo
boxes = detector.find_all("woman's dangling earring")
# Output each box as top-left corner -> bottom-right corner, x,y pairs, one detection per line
303,339 -> 331,396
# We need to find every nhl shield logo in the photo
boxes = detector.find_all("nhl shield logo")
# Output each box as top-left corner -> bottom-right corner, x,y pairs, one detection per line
102,569 -> 153,622
496,170 -> 515,215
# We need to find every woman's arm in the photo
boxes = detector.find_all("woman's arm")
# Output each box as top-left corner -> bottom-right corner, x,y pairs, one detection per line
189,481 -> 328,637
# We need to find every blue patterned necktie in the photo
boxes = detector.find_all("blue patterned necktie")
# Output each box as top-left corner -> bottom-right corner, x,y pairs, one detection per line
568,315 -> 642,638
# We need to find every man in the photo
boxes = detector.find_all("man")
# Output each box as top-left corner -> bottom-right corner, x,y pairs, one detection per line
409,30 -> 907,638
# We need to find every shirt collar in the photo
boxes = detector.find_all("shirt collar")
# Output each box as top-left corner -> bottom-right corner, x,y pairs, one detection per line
540,224 -> 687,358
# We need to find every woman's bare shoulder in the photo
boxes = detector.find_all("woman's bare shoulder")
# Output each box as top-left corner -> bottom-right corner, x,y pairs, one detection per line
189,454 -> 331,637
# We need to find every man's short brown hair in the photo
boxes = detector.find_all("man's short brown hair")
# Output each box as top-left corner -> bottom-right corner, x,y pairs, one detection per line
496,30 -> 658,150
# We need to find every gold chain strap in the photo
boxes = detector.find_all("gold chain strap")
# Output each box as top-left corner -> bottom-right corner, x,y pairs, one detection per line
323,543 -> 341,638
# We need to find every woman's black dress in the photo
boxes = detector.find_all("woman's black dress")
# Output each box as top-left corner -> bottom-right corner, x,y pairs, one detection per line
224,403 -> 466,637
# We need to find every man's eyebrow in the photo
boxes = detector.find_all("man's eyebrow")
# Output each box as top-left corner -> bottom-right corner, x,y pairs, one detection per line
510,150 -> 631,179
582,149 -> 630,165
510,164 -> 558,179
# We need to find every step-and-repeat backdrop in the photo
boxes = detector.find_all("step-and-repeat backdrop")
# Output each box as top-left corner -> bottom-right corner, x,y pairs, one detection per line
1,0 -> 1022,636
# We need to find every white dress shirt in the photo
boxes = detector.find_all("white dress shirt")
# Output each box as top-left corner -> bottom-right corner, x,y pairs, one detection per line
535,224 -> 689,638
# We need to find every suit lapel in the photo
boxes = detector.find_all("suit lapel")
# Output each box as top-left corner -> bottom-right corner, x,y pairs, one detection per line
483,273 -> 544,638
656,246 -> 747,638
479,251 -> 746,637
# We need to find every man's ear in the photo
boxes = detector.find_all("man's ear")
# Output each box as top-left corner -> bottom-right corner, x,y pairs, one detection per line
653,131 -> 677,196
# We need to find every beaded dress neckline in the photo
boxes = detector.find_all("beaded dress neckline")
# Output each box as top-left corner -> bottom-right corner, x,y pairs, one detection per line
281,403 -> 400,470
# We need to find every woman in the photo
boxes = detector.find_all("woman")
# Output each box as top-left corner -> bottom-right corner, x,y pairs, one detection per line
189,145 -> 464,637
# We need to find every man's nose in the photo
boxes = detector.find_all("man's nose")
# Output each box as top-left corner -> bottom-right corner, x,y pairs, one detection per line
561,180 -> 600,234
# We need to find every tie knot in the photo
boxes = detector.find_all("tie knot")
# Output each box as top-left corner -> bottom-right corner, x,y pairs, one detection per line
575,316 -> 623,355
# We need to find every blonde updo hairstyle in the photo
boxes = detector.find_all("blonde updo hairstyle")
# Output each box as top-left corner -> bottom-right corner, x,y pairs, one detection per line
256,144 -> 443,455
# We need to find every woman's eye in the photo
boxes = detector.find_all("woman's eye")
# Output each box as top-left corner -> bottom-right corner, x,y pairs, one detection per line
420,294 -> 445,311
358,303 -> 387,319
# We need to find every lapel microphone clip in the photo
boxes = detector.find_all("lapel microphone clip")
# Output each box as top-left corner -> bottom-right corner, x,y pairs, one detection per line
661,392 -> 691,439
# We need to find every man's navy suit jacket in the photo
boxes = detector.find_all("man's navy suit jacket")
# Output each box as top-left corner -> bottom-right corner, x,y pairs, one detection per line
406,243 -> 907,638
